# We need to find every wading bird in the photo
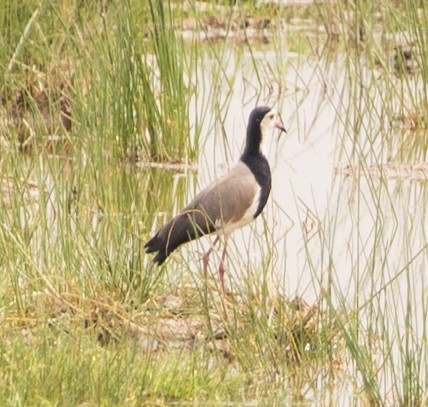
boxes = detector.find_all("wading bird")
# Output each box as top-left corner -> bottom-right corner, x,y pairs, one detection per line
145,106 -> 286,291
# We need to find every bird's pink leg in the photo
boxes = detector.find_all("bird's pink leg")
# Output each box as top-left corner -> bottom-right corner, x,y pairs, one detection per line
203,236 -> 220,277
218,237 -> 229,292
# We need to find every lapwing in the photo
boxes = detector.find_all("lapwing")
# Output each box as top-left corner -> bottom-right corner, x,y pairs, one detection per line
145,106 -> 286,291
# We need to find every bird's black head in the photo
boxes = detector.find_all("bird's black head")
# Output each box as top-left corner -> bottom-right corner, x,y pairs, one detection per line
249,106 -> 272,125
243,106 -> 286,157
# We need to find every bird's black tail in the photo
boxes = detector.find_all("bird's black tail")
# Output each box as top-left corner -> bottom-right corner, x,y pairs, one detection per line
145,211 -> 215,266
153,250 -> 168,265
144,235 -> 168,265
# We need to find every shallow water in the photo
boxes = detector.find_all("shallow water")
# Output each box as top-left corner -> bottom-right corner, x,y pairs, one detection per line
182,48 -> 426,300
173,45 -> 428,402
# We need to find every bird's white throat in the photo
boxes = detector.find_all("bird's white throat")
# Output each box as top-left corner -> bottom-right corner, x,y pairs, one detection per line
259,109 -> 279,155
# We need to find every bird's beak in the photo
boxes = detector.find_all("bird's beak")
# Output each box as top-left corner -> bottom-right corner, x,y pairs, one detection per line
275,123 -> 287,133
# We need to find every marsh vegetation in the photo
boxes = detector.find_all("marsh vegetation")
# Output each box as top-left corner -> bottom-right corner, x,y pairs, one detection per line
1,0 -> 428,405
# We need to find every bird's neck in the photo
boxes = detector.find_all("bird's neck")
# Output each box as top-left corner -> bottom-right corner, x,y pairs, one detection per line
242,123 -> 262,157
